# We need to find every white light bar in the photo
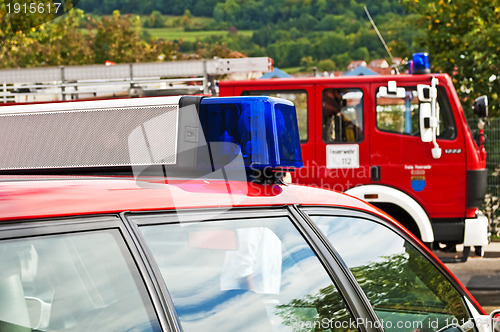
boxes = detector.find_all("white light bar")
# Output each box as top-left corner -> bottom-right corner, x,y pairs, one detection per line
0,97 -> 180,170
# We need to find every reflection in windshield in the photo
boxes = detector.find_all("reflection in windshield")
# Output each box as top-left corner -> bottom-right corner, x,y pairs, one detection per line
140,216 -> 358,332
220,227 -> 282,294
311,215 -> 470,332
316,218 -> 404,267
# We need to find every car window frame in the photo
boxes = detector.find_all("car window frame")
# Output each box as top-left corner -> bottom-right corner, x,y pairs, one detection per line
0,214 -> 168,332
123,206 -> 384,332
299,206 -> 482,327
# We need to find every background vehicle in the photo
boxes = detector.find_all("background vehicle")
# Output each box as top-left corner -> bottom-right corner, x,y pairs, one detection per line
0,95 -> 496,332
219,53 -> 489,260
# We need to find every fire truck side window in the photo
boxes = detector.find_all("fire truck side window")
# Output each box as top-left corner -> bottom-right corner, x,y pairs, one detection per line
242,90 -> 308,142
309,214 -> 471,332
322,88 -> 364,143
376,86 -> 456,140
0,230 -> 160,332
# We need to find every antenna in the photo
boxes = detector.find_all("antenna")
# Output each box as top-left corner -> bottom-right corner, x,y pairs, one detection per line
364,6 -> 399,73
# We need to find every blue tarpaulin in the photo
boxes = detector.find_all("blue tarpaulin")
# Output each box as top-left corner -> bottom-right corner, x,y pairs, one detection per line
260,67 -> 292,79
344,66 -> 379,76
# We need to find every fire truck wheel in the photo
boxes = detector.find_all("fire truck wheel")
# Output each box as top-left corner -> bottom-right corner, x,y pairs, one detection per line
440,242 -> 458,252
474,246 -> 484,257
462,246 -> 471,261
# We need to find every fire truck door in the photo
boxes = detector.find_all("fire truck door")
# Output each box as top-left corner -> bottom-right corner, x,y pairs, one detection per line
314,85 -> 371,191
370,82 -> 466,221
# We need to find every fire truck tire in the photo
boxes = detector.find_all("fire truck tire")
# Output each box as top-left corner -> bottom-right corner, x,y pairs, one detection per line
462,246 -> 471,262
474,246 -> 484,257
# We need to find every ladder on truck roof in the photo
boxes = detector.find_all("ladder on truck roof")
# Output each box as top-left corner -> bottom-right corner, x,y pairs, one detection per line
0,57 -> 273,103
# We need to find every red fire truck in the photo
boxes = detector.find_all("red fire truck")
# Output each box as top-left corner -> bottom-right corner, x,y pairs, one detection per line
219,53 -> 489,260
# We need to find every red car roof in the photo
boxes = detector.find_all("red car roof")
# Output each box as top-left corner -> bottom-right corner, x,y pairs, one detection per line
0,176 -> 384,221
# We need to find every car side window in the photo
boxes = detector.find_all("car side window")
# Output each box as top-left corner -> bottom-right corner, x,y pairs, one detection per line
0,230 -> 160,332
308,214 -> 471,331
138,215 -> 359,332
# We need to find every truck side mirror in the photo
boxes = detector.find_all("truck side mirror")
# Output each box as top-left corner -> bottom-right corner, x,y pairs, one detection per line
417,84 -> 437,102
378,81 -> 406,98
420,102 -> 433,142
473,95 -> 488,118
490,309 -> 500,332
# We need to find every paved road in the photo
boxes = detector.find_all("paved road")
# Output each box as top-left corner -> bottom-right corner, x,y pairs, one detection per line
439,242 -> 500,314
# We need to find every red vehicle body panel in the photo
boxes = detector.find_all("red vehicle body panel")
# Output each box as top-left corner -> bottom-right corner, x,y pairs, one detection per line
0,176 -> 381,221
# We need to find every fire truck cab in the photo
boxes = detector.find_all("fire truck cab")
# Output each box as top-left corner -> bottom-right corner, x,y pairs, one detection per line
219,53 -> 489,260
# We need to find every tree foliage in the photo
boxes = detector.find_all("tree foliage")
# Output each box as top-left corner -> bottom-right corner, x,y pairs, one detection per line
402,0 -> 500,117
0,9 -> 93,68
143,10 -> 165,28
0,9 -> 182,68
276,248 -> 468,332
206,0 -> 420,69
91,10 -> 148,63
1,0 -> 422,72
0,0 -> 79,41
73,0 -> 421,70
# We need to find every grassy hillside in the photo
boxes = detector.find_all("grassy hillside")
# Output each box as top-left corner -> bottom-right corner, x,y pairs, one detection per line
145,27 -> 253,42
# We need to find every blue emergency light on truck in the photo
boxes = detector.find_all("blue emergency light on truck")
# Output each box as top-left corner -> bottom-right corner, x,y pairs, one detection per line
410,52 -> 431,74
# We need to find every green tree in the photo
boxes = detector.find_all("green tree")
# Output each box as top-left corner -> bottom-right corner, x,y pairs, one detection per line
295,13 -> 318,32
317,59 -> 336,72
91,10 -> 179,63
91,10 -> 147,63
315,14 -> 342,31
181,9 -> 193,28
0,0 -> 79,42
144,10 -> 165,28
313,31 -> 348,60
0,8 -> 94,68
281,39 -> 312,67
192,0 -> 219,16
353,47 -> 369,62
403,0 -> 500,117
300,56 -> 314,71
213,0 -> 241,25
375,12 -> 423,61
